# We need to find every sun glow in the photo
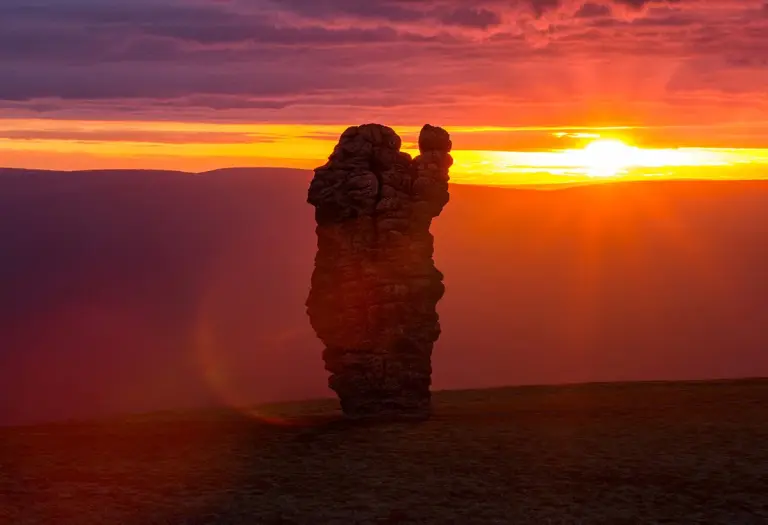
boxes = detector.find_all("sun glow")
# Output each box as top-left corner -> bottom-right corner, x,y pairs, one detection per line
562,138 -> 737,178
577,139 -> 638,177
448,136 -> 760,185
561,138 -> 730,178
2,118 -> 768,185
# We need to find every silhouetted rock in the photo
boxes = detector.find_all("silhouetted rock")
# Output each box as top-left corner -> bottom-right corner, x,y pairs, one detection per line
306,124 -> 451,419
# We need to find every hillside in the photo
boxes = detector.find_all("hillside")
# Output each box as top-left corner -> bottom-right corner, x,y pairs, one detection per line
2,168 -> 768,425
2,379 -> 767,524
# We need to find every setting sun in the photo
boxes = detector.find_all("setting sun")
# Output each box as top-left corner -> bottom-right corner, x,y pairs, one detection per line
579,139 -> 638,177
3,119 -> 768,186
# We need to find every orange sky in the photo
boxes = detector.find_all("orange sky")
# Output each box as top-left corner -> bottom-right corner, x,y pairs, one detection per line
2,119 -> 768,185
2,1 -> 768,184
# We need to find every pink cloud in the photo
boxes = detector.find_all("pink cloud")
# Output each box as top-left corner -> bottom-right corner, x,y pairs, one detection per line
0,0 -> 766,144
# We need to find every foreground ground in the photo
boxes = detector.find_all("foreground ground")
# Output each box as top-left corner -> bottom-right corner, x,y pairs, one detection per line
2,379 -> 767,524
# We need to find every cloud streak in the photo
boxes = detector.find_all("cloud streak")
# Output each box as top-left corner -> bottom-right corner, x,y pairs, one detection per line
0,0 -> 766,137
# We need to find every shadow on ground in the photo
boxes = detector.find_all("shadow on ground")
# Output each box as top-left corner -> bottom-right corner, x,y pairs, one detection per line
2,379 -> 768,524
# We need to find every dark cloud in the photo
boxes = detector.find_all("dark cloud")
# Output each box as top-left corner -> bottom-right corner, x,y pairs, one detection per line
140,22 -> 436,45
631,13 -> 696,26
0,0 -> 766,127
439,7 -> 503,29
575,3 -> 612,17
0,61 -> 401,101
612,0 -> 681,9
261,0 -> 425,22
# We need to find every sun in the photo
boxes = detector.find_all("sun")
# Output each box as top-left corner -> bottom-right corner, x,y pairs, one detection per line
579,138 -> 639,177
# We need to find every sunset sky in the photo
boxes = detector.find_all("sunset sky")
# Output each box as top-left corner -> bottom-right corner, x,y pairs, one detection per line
2,0 -> 768,184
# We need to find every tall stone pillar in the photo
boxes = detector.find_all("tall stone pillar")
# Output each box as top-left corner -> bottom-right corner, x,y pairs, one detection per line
306,124 -> 451,419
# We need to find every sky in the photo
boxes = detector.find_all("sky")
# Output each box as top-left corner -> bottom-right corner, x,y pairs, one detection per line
2,0 -> 768,184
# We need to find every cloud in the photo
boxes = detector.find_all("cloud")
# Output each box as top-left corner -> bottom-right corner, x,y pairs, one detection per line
575,3 -> 613,17
439,7 -> 503,29
0,0 -> 766,129
0,128 -> 270,144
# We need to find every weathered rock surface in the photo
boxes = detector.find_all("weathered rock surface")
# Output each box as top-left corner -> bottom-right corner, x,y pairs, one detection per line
306,123 -> 451,419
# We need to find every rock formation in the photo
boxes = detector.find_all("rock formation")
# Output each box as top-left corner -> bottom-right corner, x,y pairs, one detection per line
306,123 -> 451,419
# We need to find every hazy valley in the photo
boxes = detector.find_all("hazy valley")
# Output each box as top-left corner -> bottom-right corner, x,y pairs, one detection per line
2,168 -> 768,425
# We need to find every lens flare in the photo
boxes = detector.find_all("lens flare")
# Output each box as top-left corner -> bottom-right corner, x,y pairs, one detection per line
191,243 -> 323,427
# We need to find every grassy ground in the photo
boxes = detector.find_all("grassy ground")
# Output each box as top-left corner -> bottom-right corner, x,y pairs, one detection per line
2,379 -> 768,524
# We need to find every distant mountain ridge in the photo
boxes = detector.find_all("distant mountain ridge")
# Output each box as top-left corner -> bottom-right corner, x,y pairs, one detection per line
0,166 -> 310,177
3,165 -> 758,190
